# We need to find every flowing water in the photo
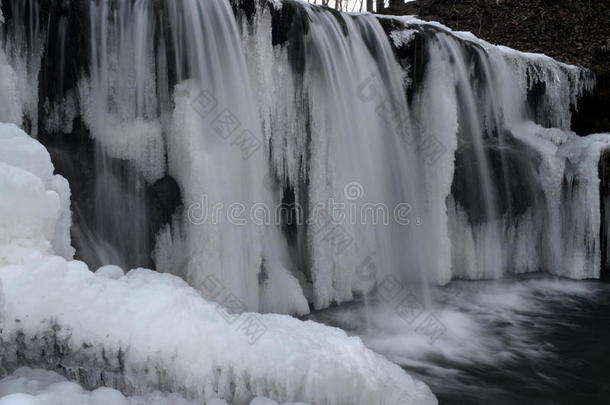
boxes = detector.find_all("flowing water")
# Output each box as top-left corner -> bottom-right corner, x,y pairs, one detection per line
309,277 -> 610,404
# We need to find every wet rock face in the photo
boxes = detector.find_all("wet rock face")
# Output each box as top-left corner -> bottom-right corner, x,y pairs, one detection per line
0,326 -> 128,394
378,19 -> 431,105
37,0 -> 91,104
452,137 -> 543,225
600,151 -> 610,280
572,74 -> 610,136
38,118 -> 182,271
269,0 -> 310,75
231,0 -> 257,22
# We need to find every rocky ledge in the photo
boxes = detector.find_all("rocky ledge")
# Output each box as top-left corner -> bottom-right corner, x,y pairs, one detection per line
388,0 -> 610,134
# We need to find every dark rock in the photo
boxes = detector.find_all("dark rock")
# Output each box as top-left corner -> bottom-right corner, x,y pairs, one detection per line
572,73 -> 610,135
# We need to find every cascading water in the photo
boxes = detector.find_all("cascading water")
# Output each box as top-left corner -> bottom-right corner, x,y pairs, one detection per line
242,4 -> 430,309
0,0 -> 607,318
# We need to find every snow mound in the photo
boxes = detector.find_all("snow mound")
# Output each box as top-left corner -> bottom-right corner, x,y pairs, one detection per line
0,123 -> 73,263
0,255 -> 436,405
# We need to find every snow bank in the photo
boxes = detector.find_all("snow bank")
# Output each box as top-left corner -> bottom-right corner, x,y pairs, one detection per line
0,123 -> 73,263
0,255 -> 436,405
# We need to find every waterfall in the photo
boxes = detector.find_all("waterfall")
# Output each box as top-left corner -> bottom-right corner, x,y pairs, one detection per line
0,0 -> 606,316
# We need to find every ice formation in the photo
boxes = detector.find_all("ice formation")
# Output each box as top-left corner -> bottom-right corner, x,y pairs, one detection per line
0,123 -> 73,264
0,122 -> 436,404
0,367 -> 311,405
0,367 -> 203,405
0,4 -> 21,126
0,0 -> 607,314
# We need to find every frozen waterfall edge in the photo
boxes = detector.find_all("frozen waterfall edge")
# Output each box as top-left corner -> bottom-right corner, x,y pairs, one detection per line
0,122 -> 437,405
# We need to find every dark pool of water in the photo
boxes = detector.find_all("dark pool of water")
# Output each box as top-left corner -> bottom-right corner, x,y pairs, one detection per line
308,277 -> 610,405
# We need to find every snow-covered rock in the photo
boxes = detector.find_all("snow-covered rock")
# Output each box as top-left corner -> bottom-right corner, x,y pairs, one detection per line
0,368 -> 312,405
0,255 -> 435,405
0,367 -> 201,405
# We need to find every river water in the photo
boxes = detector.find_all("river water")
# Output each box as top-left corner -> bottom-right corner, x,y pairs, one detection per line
308,276 -> 610,404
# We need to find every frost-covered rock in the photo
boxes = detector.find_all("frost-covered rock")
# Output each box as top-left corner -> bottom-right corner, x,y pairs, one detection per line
0,123 -> 73,263
4,367 -> 311,405
0,368 -> 309,405
0,367 -> 201,405
0,255 -> 436,405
